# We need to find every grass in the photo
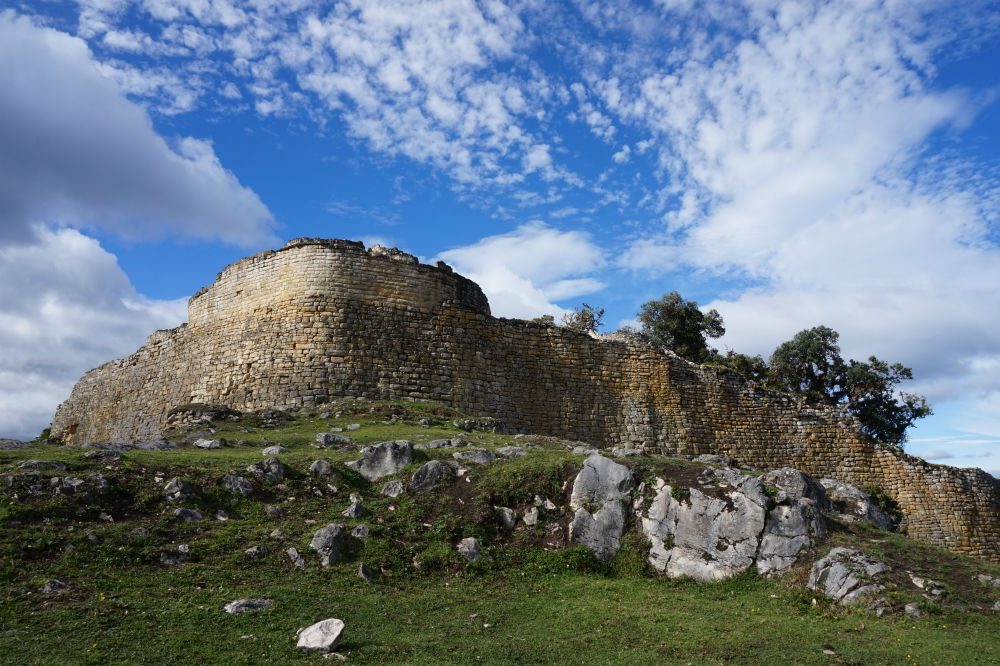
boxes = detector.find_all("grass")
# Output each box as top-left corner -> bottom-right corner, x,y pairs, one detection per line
2,400 -> 999,665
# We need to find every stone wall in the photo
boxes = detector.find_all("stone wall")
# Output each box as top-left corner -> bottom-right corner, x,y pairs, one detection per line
51,239 -> 1000,560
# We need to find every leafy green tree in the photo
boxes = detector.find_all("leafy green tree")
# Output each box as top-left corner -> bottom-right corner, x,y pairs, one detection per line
561,303 -> 605,333
712,350 -> 769,383
637,291 -> 725,362
842,357 -> 932,444
767,326 -> 846,402
767,325 -> 931,444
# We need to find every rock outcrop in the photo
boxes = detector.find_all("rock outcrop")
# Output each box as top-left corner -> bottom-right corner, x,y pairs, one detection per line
48,238 -> 1000,560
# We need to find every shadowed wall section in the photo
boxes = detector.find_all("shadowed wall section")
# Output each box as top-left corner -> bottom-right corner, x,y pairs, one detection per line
51,239 -> 1000,560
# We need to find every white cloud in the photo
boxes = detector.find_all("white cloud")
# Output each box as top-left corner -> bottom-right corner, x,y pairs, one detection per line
601,1 -> 1000,442
0,227 -> 187,440
0,12 -> 275,245
437,223 -> 606,319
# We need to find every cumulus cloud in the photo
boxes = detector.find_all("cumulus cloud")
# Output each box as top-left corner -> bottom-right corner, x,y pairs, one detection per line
0,227 -> 188,440
592,1 -> 1000,439
437,223 -> 606,319
0,12 -> 275,245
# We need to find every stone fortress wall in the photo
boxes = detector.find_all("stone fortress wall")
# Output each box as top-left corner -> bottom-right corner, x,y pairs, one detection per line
51,239 -> 1000,560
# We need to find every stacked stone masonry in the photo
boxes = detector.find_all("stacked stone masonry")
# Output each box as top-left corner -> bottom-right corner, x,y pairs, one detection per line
51,238 -> 999,560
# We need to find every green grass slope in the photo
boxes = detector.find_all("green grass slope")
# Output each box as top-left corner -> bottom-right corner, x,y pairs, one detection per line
2,400 -> 998,665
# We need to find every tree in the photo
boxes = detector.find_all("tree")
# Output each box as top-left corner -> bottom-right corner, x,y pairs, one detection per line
529,314 -> 556,326
767,325 -> 931,444
637,291 -> 725,362
561,303 -> 605,333
712,350 -> 769,383
767,326 -> 846,403
842,357 -> 932,444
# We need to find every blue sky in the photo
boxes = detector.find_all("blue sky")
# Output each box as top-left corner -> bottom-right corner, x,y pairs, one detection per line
1,1 -> 999,476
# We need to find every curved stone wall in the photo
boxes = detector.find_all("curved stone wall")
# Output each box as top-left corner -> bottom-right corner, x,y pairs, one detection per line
50,238 -> 1000,560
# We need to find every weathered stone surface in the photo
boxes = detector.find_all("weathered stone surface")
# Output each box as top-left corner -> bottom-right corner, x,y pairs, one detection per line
756,498 -> 826,576
496,446 -> 527,458
262,445 -> 287,456
495,506 -> 516,530
611,447 -> 643,457
221,474 -> 254,497
380,480 -> 404,497
315,432 -> 352,447
341,493 -> 366,518
193,438 -> 223,449
310,524 -> 346,567
163,477 -> 197,502
522,507 -> 540,526
310,460 -> 333,477
808,547 -> 891,604
18,460 -> 67,471
641,470 -> 769,581
456,537 -> 482,562
410,460 -> 455,492
820,479 -> 894,530
42,579 -> 68,595
570,454 -> 636,510
297,618 -> 345,653
452,448 -> 496,465
174,508 -> 203,522
569,502 -> 628,563
347,440 -> 413,481
286,547 -> 306,569
760,468 -> 830,509
47,238 -> 1000,561
223,598 -> 271,614
358,563 -> 374,583
0,438 -> 29,449
351,524 -> 370,539
424,438 -> 468,449
568,455 -> 636,562
247,457 -> 285,484
244,545 -> 265,558
693,454 -> 736,466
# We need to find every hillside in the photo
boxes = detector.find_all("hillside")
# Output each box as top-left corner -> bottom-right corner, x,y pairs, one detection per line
3,400 -> 999,664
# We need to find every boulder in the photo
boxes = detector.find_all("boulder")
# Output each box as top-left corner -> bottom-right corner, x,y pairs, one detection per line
760,468 -> 830,509
310,460 -> 333,477
174,508 -> 203,522
569,502 -> 628,563
756,498 -> 826,576
247,457 -> 285,484
221,474 -> 254,497
611,448 -> 643,457
358,563 -> 374,583
380,480 -> 405,497
522,507 -> 540,526
18,459 -> 67,471
223,598 -> 271,614
315,432 -> 352,447
570,454 -> 636,510
496,446 -> 527,458
808,547 -> 891,604
193,438 -> 223,449
286,547 -> 306,569
347,440 -> 413,481
0,438 -> 29,449
310,524 -> 346,567
641,469 -> 769,581
296,618 -> 345,654
410,460 -> 455,492
163,477 -> 197,502
495,506 -> 516,531
424,438 -> 468,449
134,438 -> 176,450
457,537 -> 482,562
42,579 -> 68,595
244,545 -> 266,558
567,455 -> 636,562
452,448 -> 496,465
351,524 -> 370,539
262,445 -> 287,456
820,479 -> 894,530
341,493 -> 366,518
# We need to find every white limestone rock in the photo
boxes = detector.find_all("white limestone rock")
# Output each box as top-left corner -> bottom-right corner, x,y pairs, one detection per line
347,440 -> 413,481
808,547 -> 891,604
296,618 -> 345,653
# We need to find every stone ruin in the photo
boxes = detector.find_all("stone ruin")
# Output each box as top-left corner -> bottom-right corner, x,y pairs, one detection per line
50,238 -> 1000,560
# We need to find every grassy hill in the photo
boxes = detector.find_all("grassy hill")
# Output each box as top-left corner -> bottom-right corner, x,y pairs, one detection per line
2,400 -> 998,664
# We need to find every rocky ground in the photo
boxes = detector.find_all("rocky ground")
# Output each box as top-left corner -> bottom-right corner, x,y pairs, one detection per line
2,399 -> 999,664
